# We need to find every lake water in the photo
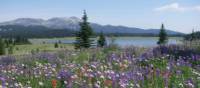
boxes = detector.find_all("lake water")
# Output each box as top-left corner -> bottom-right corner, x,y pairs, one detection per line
30,37 -> 183,47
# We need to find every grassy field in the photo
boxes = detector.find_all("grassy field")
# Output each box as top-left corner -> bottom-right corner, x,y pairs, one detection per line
13,44 -> 74,55
29,37 -> 76,44
11,36 -> 182,55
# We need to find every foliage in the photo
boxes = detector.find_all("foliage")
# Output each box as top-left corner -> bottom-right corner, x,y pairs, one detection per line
74,10 -> 94,49
184,31 -> 200,41
14,36 -> 31,45
157,24 -> 168,45
97,32 -> 106,47
54,42 -> 59,48
0,25 -> 76,38
8,45 -> 14,54
0,38 -> 6,55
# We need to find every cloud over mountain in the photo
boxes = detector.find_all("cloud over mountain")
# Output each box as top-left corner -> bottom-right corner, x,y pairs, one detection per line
154,3 -> 200,12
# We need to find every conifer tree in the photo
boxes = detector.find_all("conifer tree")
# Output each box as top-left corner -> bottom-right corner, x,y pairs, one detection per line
74,10 -> 93,49
54,42 -> 59,48
97,32 -> 106,47
8,45 -> 14,54
157,24 -> 168,45
190,29 -> 196,41
0,38 -> 5,55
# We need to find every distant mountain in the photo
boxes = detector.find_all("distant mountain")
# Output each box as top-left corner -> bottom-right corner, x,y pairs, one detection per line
0,17 -> 81,30
0,17 -> 184,38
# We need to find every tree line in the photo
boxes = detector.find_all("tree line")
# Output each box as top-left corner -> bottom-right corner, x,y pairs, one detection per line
184,30 -> 200,41
74,10 -> 168,50
0,37 -> 30,55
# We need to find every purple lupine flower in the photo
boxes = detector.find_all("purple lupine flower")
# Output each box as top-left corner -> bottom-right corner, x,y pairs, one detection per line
0,56 -> 16,65
0,77 -> 6,88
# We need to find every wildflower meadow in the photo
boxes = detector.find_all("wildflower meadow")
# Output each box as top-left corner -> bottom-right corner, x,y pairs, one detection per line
0,45 -> 199,88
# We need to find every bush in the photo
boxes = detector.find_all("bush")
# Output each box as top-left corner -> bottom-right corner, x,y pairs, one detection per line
0,38 -> 6,55
54,43 -> 59,48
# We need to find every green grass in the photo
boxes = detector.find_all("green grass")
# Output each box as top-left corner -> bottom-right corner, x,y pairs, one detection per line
13,44 -> 74,55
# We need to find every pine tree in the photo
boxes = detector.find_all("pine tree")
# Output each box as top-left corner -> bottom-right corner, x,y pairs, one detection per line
157,24 -> 168,45
54,42 -> 59,48
74,10 -> 93,49
190,29 -> 196,41
14,36 -> 30,45
97,32 -> 106,47
4,39 -> 9,48
0,38 -> 5,55
8,38 -> 13,44
8,45 -> 14,54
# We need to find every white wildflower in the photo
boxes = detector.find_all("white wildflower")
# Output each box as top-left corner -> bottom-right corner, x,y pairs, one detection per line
188,83 -> 194,88
64,81 -> 67,84
44,67 -> 48,70
129,83 -> 134,87
100,75 -> 105,79
166,66 -> 170,70
108,75 -> 112,79
87,69 -> 93,72
3,70 -> 7,73
89,74 -> 94,78
91,64 -> 96,68
20,71 -> 24,74
57,76 -> 61,79
8,71 -> 11,73
100,66 -> 104,70
14,83 -> 18,87
22,64 -> 25,67
110,70 -> 114,74
52,68 -> 56,71
97,81 -> 101,84
137,72 -> 142,76
39,81 -> 43,86
95,83 -> 100,88
114,62 -> 118,65
18,82 -> 22,87
197,77 -> 200,80
71,75 -> 78,79
136,84 -> 140,88
84,73 -> 88,77
72,53 -> 77,56
35,75 -> 39,78
122,73 -> 125,76
192,70 -> 200,76
97,71 -> 101,74
178,83 -> 183,87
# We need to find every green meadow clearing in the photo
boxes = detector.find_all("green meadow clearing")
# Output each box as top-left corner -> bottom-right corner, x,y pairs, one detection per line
12,44 -> 74,55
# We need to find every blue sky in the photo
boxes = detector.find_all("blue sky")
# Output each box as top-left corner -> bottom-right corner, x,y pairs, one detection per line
0,0 -> 199,33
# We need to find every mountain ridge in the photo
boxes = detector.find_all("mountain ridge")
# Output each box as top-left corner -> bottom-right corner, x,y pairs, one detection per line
0,17 -> 184,38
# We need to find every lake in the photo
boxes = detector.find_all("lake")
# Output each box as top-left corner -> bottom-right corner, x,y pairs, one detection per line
30,37 -> 183,47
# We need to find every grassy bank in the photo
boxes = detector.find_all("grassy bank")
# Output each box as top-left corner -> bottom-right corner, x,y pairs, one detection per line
12,44 -> 74,55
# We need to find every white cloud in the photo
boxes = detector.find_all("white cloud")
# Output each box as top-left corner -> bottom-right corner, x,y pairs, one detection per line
155,3 -> 200,12
194,6 -> 200,11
